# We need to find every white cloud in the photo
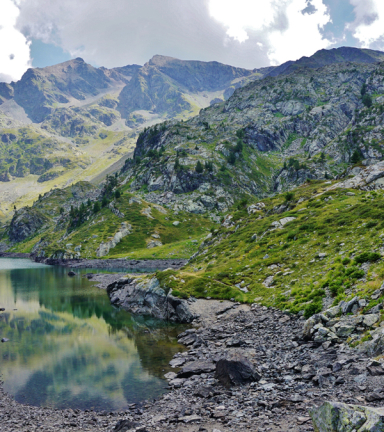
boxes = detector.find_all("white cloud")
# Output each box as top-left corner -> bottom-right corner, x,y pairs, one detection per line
348,0 -> 384,48
268,0 -> 332,64
209,0 -> 276,43
209,0 -> 332,64
0,0 -> 31,82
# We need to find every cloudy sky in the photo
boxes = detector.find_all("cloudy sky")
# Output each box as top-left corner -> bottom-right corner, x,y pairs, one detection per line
1,0 -> 384,82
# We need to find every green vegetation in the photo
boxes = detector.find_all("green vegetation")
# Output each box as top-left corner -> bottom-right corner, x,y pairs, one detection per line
151,182 -> 384,317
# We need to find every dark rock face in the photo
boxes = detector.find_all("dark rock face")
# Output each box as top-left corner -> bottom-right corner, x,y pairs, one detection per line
8,207 -> 49,243
215,352 -> 261,387
106,277 -> 197,323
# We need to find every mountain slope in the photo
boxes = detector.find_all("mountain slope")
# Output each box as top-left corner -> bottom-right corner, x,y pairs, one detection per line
120,58 -> 384,217
267,46 -> 384,77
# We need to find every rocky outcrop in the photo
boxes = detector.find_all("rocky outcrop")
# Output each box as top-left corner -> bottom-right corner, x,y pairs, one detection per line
96,222 -> 132,257
106,276 -> 197,323
310,401 -> 384,432
8,207 -> 49,243
303,298 -> 383,351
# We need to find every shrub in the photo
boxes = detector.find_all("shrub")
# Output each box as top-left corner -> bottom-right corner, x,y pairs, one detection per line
227,152 -> 236,165
195,160 -> 204,173
362,94 -> 372,108
93,202 -> 101,213
284,191 -> 295,202
355,252 -> 381,264
304,302 -> 322,318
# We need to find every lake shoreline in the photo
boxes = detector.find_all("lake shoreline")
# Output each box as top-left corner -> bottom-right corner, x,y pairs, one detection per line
0,252 -> 187,271
1,296 -> 377,431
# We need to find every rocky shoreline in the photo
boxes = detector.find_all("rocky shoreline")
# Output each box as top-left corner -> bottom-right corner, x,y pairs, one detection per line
0,253 -> 187,272
3,287 -> 384,432
34,257 -> 187,271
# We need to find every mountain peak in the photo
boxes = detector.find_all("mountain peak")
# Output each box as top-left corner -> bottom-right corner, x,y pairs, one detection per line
148,55 -> 178,67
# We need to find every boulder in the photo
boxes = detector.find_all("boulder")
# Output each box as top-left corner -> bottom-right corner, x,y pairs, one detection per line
68,271 -> 76,277
215,352 -> 261,387
177,360 -> 216,378
310,401 -> 384,432
113,420 -> 140,432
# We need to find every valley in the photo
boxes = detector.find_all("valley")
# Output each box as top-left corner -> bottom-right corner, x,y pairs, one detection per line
3,46 -> 384,431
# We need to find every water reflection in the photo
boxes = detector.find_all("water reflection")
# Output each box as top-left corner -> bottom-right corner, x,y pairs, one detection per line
0,259 -> 186,411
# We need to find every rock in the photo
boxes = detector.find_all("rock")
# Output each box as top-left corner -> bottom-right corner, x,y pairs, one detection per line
68,271 -> 76,277
340,297 -> 359,314
147,240 -> 163,249
178,414 -> 202,423
367,365 -> 384,376
310,401 -> 384,432
96,222 -> 132,257
363,314 -> 379,327
1,338 -> 9,343
164,372 -> 177,380
247,202 -> 265,214
173,221 -> 180,226
215,352 -> 261,387
177,360 -> 216,378
106,277 -> 197,323
370,304 -> 383,314
169,357 -> 186,368
8,207 -> 49,243
113,420 -> 139,432
0,308 -> 5,312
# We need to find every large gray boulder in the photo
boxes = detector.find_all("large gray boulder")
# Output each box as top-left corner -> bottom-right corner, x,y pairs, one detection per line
310,401 -> 384,432
107,277 -> 197,323
215,352 -> 261,387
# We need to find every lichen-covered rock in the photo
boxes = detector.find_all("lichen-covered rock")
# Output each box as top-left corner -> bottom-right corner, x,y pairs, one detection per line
310,401 -> 384,432
107,276 -> 197,323
8,207 -> 49,243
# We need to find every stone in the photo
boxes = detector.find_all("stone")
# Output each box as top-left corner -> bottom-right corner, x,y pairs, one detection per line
179,414 -> 202,423
169,357 -> 186,368
340,297 -> 359,314
173,221 -> 180,226
310,401 -> 384,432
363,314 -> 379,327
367,365 -> 384,376
1,338 -> 9,343
215,352 -> 261,387
68,271 -> 76,277
177,360 -> 216,378
113,420 -> 139,432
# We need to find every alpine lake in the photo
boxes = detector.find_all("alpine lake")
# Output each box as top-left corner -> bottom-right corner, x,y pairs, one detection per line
0,258 -> 187,411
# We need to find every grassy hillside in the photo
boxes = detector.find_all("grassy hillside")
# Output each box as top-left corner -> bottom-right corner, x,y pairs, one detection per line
155,180 -> 384,318
6,181 -> 214,260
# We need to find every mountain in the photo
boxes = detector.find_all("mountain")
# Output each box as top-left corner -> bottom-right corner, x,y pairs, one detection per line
0,56 -> 260,218
120,58 -> 384,217
2,46 -> 384,220
267,46 -> 384,77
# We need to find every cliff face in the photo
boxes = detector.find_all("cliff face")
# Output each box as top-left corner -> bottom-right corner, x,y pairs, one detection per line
8,207 -> 49,243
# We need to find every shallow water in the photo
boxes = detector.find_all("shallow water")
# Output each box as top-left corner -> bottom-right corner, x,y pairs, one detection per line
0,258 -> 186,411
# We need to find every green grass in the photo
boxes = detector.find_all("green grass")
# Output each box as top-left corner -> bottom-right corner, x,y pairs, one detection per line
10,186 -> 214,259
151,182 -> 384,316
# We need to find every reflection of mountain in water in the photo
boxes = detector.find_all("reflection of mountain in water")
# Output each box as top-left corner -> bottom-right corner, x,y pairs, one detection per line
0,261 -> 186,410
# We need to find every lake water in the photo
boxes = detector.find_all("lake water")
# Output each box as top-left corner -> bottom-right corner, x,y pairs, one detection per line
0,258 -> 186,411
